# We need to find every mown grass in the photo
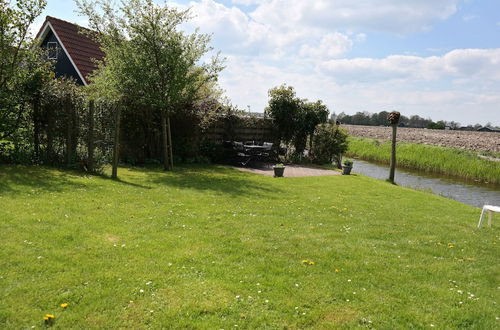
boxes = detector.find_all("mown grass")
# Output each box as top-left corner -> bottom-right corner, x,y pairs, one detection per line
346,137 -> 500,185
0,164 -> 499,329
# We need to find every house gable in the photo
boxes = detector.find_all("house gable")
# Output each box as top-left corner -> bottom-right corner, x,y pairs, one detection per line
39,29 -> 84,85
36,16 -> 105,85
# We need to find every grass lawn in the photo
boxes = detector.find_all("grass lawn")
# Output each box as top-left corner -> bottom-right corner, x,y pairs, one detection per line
0,164 -> 498,328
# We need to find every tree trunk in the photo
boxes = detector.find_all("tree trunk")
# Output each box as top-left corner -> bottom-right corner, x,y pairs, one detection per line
167,115 -> 173,170
46,104 -> 54,164
70,99 -> 78,163
33,95 -> 41,163
111,104 -> 121,179
161,111 -> 170,171
389,124 -> 397,183
87,100 -> 95,173
65,97 -> 72,166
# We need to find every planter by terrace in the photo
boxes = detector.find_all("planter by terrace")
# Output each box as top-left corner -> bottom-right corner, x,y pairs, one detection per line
342,165 -> 352,175
273,166 -> 285,177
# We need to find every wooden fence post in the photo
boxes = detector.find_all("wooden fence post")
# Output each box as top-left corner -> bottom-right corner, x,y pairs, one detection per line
87,100 -> 95,173
111,103 -> 121,179
167,116 -> 173,170
33,94 -> 41,162
65,96 -> 72,166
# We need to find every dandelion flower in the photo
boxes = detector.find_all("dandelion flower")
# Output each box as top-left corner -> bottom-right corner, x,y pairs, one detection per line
43,314 -> 55,323
60,303 -> 68,308
335,269 -> 340,273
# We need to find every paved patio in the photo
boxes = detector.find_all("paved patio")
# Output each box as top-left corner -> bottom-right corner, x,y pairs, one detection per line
234,164 -> 341,177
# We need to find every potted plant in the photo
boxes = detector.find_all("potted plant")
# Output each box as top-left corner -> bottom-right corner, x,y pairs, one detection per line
273,163 -> 285,177
342,159 -> 353,175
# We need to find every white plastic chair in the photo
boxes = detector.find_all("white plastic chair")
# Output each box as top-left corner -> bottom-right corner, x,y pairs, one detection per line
478,205 -> 500,228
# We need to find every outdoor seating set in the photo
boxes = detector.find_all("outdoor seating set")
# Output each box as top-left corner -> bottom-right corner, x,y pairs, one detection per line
223,141 -> 277,166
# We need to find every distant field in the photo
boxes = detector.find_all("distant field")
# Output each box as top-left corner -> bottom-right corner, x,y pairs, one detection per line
343,125 -> 500,153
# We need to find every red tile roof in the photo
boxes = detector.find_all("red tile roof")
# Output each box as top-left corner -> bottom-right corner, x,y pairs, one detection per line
37,16 -> 105,84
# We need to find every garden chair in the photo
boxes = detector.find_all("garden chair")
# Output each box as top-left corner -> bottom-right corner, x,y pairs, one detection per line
477,205 -> 500,228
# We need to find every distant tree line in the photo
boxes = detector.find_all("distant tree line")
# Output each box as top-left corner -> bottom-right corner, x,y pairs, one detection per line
334,111 -> 495,130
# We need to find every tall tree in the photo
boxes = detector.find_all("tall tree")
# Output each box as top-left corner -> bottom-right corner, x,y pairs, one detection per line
302,100 -> 328,151
266,85 -> 328,156
77,0 -> 224,171
265,84 -> 303,147
0,0 -> 50,141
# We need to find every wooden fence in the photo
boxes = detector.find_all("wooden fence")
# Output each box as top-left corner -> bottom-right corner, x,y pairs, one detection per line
204,118 -> 275,143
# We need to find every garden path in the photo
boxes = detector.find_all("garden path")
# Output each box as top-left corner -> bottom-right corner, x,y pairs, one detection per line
234,164 -> 341,177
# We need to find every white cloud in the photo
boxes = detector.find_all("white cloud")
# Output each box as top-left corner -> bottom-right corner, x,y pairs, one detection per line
181,0 -> 499,124
187,0 -> 465,60
230,0 -> 264,5
319,49 -> 500,83
300,33 -> 353,59
355,33 -> 367,42
218,49 -> 500,125
251,0 -> 460,34
462,15 -> 478,21
188,0 -> 268,52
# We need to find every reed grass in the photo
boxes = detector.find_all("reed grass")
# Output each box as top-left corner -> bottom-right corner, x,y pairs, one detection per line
346,137 -> 500,185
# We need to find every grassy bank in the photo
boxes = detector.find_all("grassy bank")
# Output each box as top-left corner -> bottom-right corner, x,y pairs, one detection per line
1,165 -> 498,328
346,137 -> 500,185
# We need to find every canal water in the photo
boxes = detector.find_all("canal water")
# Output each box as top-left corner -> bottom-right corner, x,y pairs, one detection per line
353,160 -> 500,208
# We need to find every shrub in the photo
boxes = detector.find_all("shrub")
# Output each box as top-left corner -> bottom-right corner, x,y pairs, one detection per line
311,124 -> 349,167
343,159 -> 353,167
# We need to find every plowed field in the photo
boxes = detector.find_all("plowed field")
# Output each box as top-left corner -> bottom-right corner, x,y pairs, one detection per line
344,125 -> 500,153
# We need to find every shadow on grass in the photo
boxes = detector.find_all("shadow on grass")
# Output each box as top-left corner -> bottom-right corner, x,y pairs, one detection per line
0,165 -> 90,194
127,164 -> 279,197
101,175 -> 152,190
0,164 -> 280,197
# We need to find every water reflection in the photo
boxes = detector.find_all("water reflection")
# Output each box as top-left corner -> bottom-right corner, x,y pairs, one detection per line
353,160 -> 500,208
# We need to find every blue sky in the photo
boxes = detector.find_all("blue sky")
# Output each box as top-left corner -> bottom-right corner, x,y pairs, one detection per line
33,0 -> 500,125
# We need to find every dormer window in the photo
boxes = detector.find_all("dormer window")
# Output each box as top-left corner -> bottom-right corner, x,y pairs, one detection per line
47,42 -> 58,59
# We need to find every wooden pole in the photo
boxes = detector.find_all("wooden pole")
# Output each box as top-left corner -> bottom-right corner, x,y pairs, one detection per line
389,124 -> 397,183
65,96 -> 72,166
111,103 -> 121,179
161,111 -> 169,171
87,100 -> 95,173
33,94 -> 41,162
387,111 -> 400,184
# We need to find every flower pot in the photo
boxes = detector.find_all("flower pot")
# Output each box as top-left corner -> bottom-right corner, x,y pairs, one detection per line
273,166 -> 285,177
342,165 -> 352,175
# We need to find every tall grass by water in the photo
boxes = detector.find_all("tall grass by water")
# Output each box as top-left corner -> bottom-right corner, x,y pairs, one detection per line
346,137 -> 500,185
